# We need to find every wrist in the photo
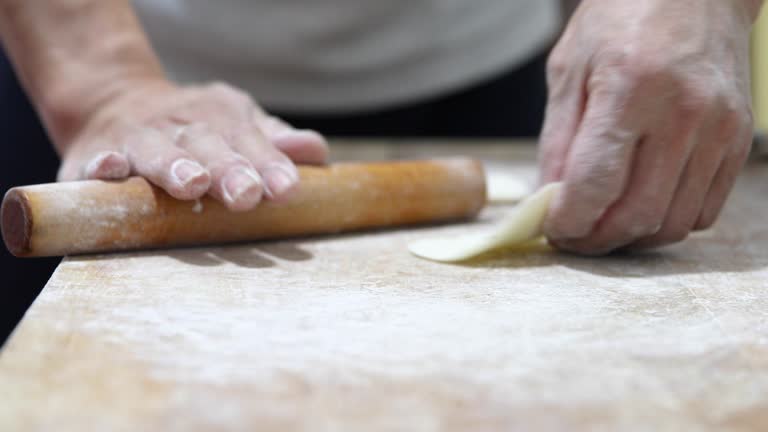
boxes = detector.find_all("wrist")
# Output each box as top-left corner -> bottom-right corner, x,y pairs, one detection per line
39,37 -> 168,151
0,0 -> 168,151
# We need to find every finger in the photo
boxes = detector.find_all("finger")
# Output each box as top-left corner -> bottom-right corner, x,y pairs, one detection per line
175,124 -> 265,211
564,107 -> 704,253
256,115 -> 329,165
57,146 -> 130,182
81,150 -> 131,180
543,80 -> 641,243
538,51 -> 587,185
627,150 -> 713,250
122,126 -> 211,200
695,129 -> 752,230
272,130 -> 329,165
631,112 -> 740,249
229,122 -> 300,202
560,120 -> 700,254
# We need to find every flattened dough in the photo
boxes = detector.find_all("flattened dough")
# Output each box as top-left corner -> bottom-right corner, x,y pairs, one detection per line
408,182 -> 562,262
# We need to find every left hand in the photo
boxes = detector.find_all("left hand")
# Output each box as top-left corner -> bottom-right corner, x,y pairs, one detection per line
539,0 -> 758,255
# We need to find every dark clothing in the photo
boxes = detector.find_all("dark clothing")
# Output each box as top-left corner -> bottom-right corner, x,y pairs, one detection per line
276,51 -> 547,137
0,50 -> 547,346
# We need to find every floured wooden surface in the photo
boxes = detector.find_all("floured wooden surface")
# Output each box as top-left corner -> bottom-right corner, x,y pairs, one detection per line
1,141 -> 768,431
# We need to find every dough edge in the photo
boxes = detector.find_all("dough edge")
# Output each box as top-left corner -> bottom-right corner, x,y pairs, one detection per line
408,182 -> 562,262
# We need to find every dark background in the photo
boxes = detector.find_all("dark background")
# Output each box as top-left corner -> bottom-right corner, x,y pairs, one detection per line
0,55 -> 62,347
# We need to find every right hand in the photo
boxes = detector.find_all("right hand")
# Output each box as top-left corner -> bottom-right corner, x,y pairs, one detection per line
538,0 -> 756,254
56,79 -> 329,211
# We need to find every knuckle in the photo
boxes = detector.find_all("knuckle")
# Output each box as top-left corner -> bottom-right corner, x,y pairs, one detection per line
207,81 -> 251,105
624,56 -> 669,84
570,171 -> 623,207
680,88 -> 751,135
593,46 -> 632,70
591,127 -> 636,148
677,85 -> 719,121
593,47 -> 672,90
546,51 -> 569,80
588,63 -> 630,96
675,92 -> 711,125
721,100 -> 753,137
611,202 -> 666,239
568,157 -> 630,206
685,84 -> 720,108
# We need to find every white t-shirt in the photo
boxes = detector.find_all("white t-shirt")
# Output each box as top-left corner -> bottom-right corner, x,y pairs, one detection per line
134,1 -> 560,113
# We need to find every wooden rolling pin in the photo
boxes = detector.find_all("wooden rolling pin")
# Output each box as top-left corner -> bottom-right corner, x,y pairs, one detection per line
2,159 -> 486,257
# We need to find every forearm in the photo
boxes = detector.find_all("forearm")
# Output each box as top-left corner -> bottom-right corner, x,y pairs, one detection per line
0,0 -> 165,148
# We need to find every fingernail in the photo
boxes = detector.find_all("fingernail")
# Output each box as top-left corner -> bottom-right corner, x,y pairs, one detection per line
84,151 -> 129,179
223,167 -> 263,205
171,159 -> 207,186
546,220 -> 594,241
262,164 -> 298,197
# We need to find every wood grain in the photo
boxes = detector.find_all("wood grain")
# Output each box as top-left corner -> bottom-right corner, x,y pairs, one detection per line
1,140 -> 767,431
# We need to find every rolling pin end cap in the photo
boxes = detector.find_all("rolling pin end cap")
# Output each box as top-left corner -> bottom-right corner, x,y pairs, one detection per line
1,190 -> 32,257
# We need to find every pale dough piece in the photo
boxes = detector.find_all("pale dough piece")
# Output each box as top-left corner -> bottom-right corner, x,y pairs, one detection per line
408,182 -> 562,262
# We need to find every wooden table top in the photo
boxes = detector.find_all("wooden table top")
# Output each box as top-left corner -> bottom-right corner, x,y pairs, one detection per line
2,140 -> 767,431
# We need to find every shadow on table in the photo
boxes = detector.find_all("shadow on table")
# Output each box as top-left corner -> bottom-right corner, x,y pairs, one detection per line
457,234 -> 768,278
132,231 -> 767,277
70,223 -> 767,278
165,242 -> 314,269
68,242 -> 316,269
162,220 -> 469,269
161,222 -> 457,269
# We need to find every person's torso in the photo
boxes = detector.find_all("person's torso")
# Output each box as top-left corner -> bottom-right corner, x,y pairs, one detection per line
134,0 -> 560,113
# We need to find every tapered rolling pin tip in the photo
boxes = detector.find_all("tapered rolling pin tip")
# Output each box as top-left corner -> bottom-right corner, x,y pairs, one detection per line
1,189 -> 31,257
